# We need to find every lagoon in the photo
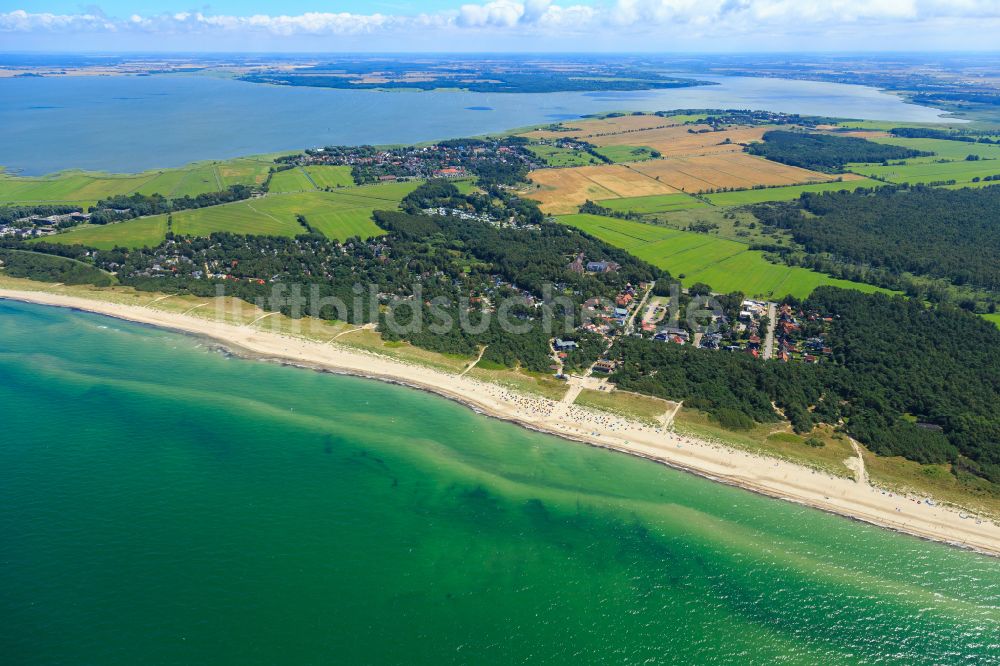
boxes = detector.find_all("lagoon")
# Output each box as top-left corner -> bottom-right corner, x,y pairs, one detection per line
0,73 -> 952,175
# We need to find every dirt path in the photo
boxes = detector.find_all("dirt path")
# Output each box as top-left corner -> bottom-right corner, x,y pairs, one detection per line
662,400 -> 683,428
460,345 -> 488,377
848,438 -> 869,485
181,303 -> 208,315
145,294 -> 174,308
246,312 -> 277,327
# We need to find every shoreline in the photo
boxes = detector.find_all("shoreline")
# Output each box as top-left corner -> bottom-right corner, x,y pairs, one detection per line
3,286 -> 1000,558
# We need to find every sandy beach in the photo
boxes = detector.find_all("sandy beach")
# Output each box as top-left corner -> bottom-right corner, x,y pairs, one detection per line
3,286 -> 999,557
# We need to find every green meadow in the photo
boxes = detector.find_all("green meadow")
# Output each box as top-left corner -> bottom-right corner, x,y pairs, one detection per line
849,159 -> 1000,186
558,213 -> 886,299
703,178 -> 884,206
304,166 -> 355,188
269,165 -> 356,192
593,145 -> 657,163
268,167 -> 316,193
34,217 -> 171,250
597,193 -> 706,214
845,136 -> 1000,187
832,120 -> 968,132
0,157 -> 273,208
526,144 -> 601,167
44,181 -> 420,249
984,313 -> 1000,329
872,136 -> 1000,162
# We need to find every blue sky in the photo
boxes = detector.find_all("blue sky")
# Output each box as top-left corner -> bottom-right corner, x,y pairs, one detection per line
0,1 -> 481,13
2,1 -> 999,52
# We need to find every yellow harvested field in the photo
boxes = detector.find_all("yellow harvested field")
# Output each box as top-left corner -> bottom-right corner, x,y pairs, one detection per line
525,164 -> 678,214
525,152 -> 839,212
629,154 -> 834,192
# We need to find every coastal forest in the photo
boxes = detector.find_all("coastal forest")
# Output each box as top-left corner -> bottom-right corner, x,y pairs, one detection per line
750,185 -> 1000,291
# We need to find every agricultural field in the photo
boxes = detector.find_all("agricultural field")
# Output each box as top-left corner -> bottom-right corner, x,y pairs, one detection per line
30,216 -> 170,250
304,165 -> 355,188
520,114 -> 772,159
525,164 -> 678,214
216,157 -> 274,189
44,181 -> 420,248
629,154 -> 834,192
526,144 -> 601,167
831,120 -> 968,132
268,167 -> 316,193
593,145 -> 657,162
842,136 -> 1000,187
596,193 -> 706,214
703,177 -> 882,206
849,158 -> 1000,187
557,213 -> 886,299
870,136 -> 1000,161
590,125 -> 769,158
526,153 -> 836,214
269,165 -> 356,192
0,156 -> 273,208
173,182 -> 419,240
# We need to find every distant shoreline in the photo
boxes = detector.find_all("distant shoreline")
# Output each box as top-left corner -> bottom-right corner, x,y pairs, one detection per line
3,286 -> 999,558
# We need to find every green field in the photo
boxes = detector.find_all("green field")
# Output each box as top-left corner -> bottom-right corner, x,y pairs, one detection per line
831,120 -> 981,132
452,178 -> 478,194
984,313 -> 1000,329
703,178 -> 884,206
844,136 -> 1000,187
596,193 -> 706,214
849,159 -> 1000,187
304,166 -> 355,188
526,144 -> 601,167
271,165 -> 364,192
33,216 -> 171,250
558,213 -> 887,299
593,145 -> 657,163
44,181 -> 420,249
268,167 -> 316,193
872,136 -> 1000,162
0,157 -> 273,208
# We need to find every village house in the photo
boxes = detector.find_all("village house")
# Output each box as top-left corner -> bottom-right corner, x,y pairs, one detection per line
553,338 -> 578,352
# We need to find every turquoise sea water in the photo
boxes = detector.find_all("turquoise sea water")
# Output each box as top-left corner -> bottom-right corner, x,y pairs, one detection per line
2,299 -> 999,664
0,74 -> 952,175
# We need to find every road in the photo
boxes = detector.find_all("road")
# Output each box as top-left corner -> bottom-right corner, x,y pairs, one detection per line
624,281 -> 654,336
762,301 -> 777,359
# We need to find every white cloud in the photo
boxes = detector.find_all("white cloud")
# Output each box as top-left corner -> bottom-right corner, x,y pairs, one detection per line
1,1 -> 998,41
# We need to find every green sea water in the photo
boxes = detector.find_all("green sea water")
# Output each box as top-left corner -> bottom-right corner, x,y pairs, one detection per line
1,299 -> 998,665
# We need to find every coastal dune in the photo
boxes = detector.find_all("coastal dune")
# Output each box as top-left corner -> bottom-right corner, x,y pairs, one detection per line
3,287 -> 999,558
